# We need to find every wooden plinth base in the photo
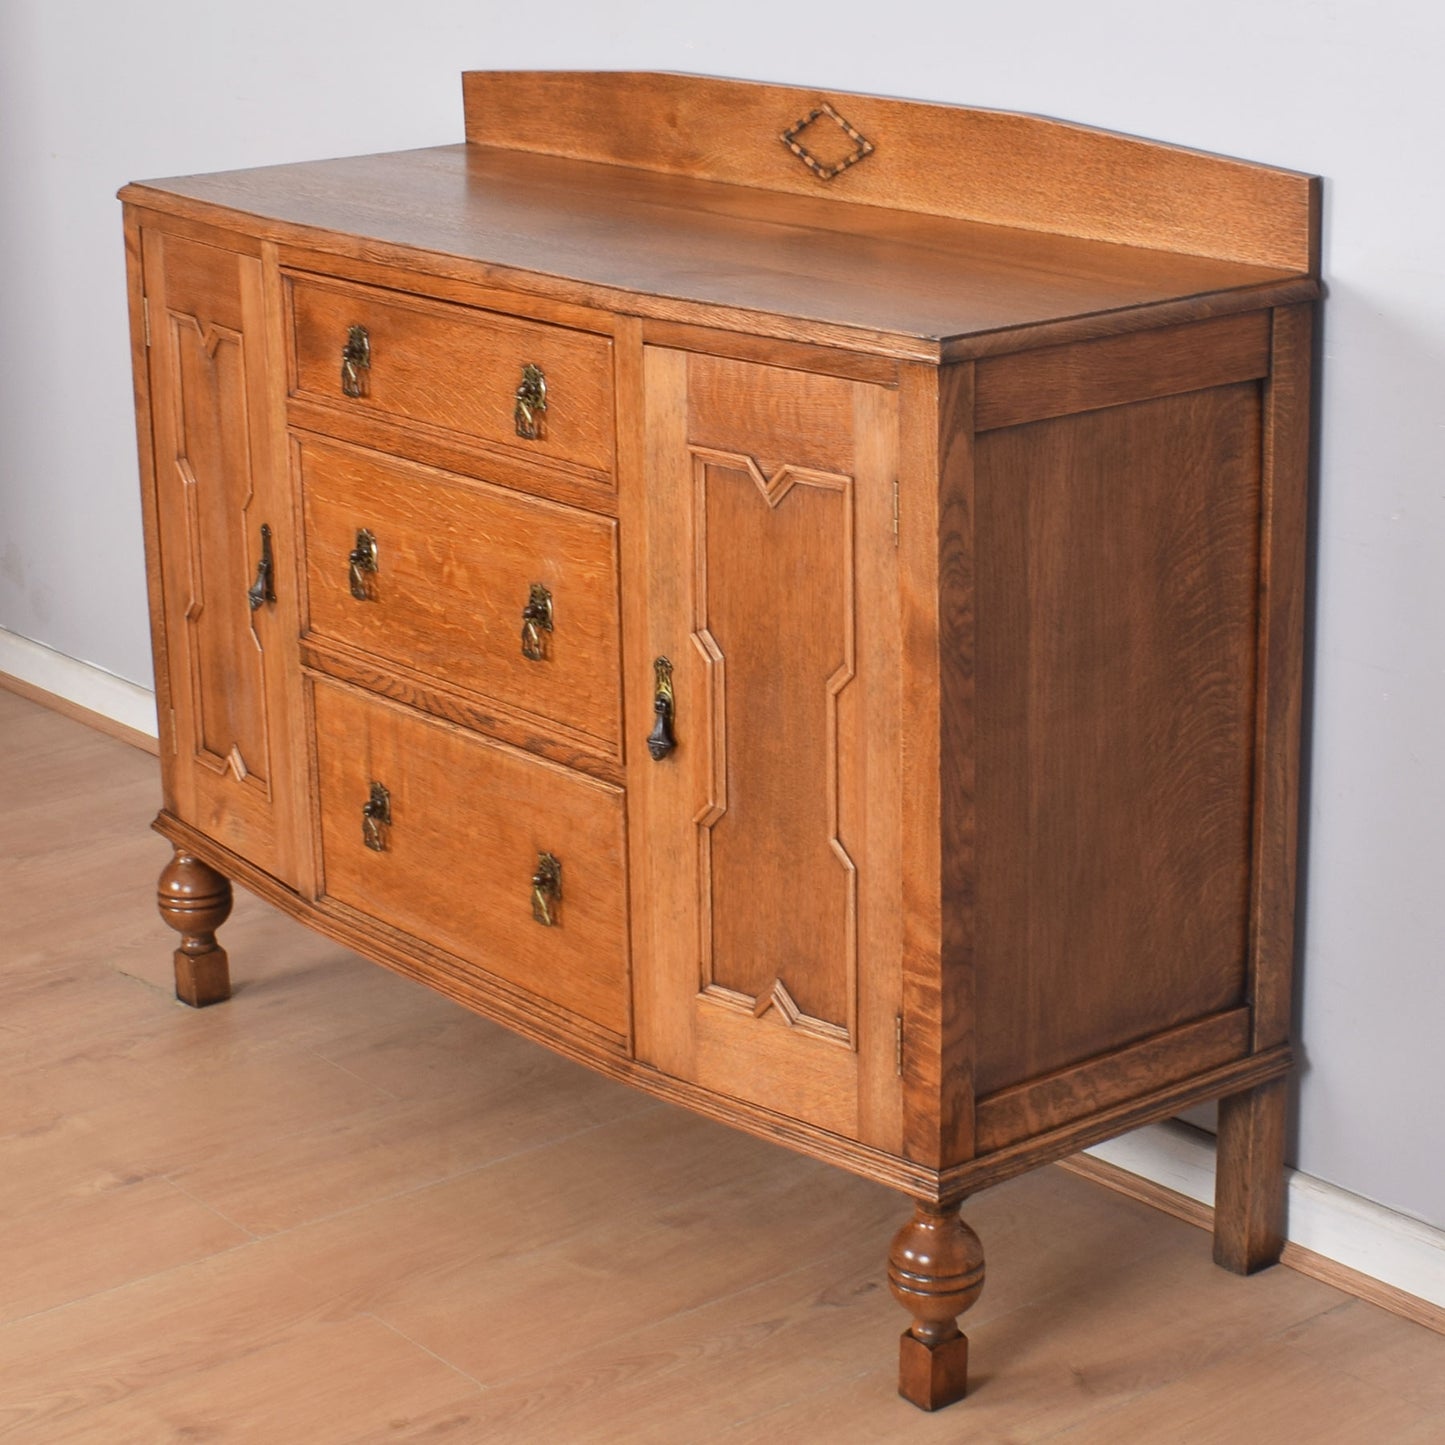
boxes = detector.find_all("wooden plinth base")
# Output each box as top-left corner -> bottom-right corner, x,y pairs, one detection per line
898,1327 -> 970,1411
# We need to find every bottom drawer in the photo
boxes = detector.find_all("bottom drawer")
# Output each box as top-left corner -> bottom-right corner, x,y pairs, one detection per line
313,679 -> 628,1037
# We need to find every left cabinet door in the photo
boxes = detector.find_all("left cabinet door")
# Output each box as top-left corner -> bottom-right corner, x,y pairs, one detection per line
133,222 -> 308,888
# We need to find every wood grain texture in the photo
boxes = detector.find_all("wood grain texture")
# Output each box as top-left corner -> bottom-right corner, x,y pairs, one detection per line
974,384 -> 1263,1096
286,271 -> 615,475
298,636 -> 624,784
976,1009 -> 1251,1153
462,72 -> 1318,270
137,226 -> 308,887
151,799 -> 1293,1207
896,363 -> 946,1168
121,143 -> 1314,361
1249,304 -> 1314,1050
1214,1077 -> 1288,1274
4,720 -> 1406,1445
117,81 -> 1318,1412
974,311 -> 1271,432
311,677 -> 629,1037
156,848 -> 233,1006
0,670 -> 159,756
935,363 -> 977,1169
629,348 -> 904,1147
297,435 -> 621,755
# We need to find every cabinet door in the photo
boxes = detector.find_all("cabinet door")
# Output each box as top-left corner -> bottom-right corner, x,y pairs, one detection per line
629,349 -> 903,1149
139,228 -> 307,887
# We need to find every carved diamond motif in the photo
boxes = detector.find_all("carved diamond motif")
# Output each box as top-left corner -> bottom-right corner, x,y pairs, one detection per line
780,102 -> 875,181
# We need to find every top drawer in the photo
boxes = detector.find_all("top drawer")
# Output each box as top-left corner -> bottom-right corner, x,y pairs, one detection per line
286,275 -> 615,475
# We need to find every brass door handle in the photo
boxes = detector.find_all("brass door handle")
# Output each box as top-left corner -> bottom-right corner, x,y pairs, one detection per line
341,324 -> 370,397
348,528 -> 378,601
514,362 -> 547,439
531,851 -> 561,926
246,523 -> 275,611
647,656 -> 676,760
361,781 -> 391,852
521,582 -> 553,661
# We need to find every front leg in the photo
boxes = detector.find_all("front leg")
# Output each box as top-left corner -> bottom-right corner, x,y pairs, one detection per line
157,849 -> 233,1007
888,1199 -> 985,1411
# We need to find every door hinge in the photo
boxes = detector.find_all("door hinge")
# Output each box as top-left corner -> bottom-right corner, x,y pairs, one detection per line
895,1014 -> 904,1076
166,707 -> 178,755
142,296 -> 152,348
892,480 -> 900,546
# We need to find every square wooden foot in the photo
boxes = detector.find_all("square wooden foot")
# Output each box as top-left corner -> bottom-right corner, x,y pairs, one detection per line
1213,1077 -> 1287,1274
898,1329 -> 969,1411
174,947 -> 231,1008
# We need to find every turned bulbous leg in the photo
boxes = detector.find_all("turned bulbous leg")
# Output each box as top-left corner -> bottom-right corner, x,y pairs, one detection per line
157,850 -> 233,1007
888,1199 -> 985,1411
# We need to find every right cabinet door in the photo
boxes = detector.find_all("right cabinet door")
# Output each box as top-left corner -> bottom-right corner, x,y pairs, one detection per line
629,349 -> 903,1148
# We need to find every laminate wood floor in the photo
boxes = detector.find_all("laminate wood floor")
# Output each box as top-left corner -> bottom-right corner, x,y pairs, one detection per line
3,685 -> 1443,1443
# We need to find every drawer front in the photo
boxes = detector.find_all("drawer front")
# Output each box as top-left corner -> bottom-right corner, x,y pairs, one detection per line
288,275 -> 615,474
314,680 -> 628,1038
300,437 -> 621,752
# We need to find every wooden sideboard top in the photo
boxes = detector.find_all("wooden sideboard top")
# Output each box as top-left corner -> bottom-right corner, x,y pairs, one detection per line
121,72 -> 1320,359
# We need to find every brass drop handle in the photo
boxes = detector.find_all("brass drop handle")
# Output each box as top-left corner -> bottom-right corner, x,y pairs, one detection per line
647,656 -> 676,761
521,582 -> 553,661
361,781 -> 391,852
246,523 -> 275,611
341,324 -> 370,397
514,362 -> 547,440
348,528 -> 378,601
531,851 -> 562,926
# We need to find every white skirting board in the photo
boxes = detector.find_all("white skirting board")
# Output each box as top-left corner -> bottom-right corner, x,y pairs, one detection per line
0,627 -> 158,739
6,631 -> 1443,1318
1088,1122 -> 1445,1314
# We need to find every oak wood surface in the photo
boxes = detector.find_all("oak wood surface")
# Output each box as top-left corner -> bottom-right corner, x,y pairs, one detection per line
298,434 -> 622,756
136,227 -> 308,887
461,72 -> 1318,270
629,349 -> 904,1148
122,143 -> 1315,359
974,383 -> 1263,1095
311,676 -> 629,1037
1249,304 -> 1314,1050
974,310 -> 1271,432
287,270 -> 616,475
11,690 -> 1437,1442
117,76 -> 1317,1413
976,1009 -> 1252,1153
1214,1078 -> 1289,1274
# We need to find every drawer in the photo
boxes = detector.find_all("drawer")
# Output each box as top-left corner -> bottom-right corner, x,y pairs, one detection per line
287,274 -> 615,475
300,436 -> 620,752
313,679 -> 628,1038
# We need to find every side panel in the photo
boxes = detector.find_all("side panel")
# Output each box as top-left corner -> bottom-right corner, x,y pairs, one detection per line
630,349 -> 904,1149
139,226 -> 306,885
974,381 -> 1264,1096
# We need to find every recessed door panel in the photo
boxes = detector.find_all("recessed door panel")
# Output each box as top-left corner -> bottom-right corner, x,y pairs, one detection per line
630,349 -> 903,1148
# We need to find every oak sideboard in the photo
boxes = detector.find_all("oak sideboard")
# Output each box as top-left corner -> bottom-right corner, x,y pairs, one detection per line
121,71 -> 1318,1410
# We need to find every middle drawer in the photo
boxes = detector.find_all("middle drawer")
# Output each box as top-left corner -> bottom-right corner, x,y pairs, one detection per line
299,435 -> 621,752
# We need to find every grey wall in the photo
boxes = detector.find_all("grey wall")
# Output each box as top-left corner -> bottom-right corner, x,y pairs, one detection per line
2,0 -> 1441,1229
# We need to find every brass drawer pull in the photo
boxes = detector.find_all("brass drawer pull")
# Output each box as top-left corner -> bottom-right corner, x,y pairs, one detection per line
246,523 -> 275,611
531,851 -> 562,926
514,362 -> 547,440
348,528 -> 378,601
341,324 -> 370,397
361,781 -> 391,852
647,656 -> 676,760
521,582 -> 553,661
